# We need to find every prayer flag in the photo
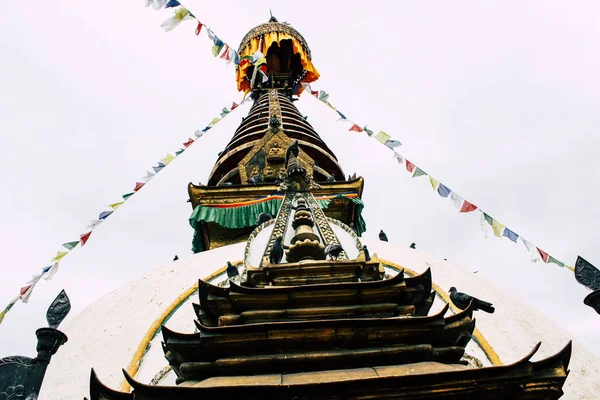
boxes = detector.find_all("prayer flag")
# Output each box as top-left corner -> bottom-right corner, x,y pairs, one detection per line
220,45 -> 231,61
175,148 -> 185,156
406,160 -> 416,173
548,256 -> 564,268
326,101 -> 336,110
336,110 -> 347,120
62,241 -> 79,250
503,227 -> 519,242
161,154 -> 175,165
521,238 -> 540,262
537,248 -> 549,263
109,201 -> 124,210
483,213 -> 493,225
86,219 -> 103,229
183,138 -> 194,148
437,183 -> 451,198
318,91 -> 329,102
232,50 -> 240,65
212,44 -> 224,57
220,107 -> 230,117
195,21 -> 203,36
20,284 -> 35,303
43,263 -> 59,280
134,182 -> 145,192
460,200 -> 477,213
194,130 -> 204,138
231,102 -> 239,110
251,51 -> 264,63
480,212 -> 489,239
363,126 -> 374,136
208,118 -> 221,126
99,210 -> 113,220
412,167 -> 426,178
142,170 -> 155,182
492,220 -> 504,238
80,231 -> 92,246
122,192 -> 135,201
201,126 -> 212,133
26,274 -> 43,285
161,7 -> 192,32
152,162 -> 165,173
450,192 -> 463,210
349,124 -> 363,132
429,176 -> 439,190
393,151 -> 404,164
165,0 -> 180,7
311,90 -> 319,98
385,140 -> 402,149
146,0 -> 167,10
374,131 -> 391,145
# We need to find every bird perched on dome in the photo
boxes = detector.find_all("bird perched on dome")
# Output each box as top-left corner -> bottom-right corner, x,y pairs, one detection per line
324,243 -> 344,260
409,243 -> 416,249
285,140 -> 300,165
256,212 -> 273,226
327,174 -> 335,182
270,237 -> 284,264
226,261 -> 239,279
379,230 -> 388,242
362,245 -> 370,262
449,287 -> 495,314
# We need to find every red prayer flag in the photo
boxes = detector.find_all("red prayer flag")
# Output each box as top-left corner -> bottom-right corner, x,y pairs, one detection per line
405,160 -> 416,173
220,45 -> 230,60
349,124 -> 363,132
195,21 -> 203,36
459,200 -> 478,213
231,102 -> 239,110
134,182 -> 145,192
20,284 -> 32,297
311,90 -> 319,98
183,138 -> 194,148
537,248 -> 549,263
80,231 -> 92,246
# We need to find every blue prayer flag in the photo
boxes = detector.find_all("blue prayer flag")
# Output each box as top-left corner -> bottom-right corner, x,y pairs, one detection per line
152,162 -> 166,173
42,265 -> 53,273
165,0 -> 180,7
437,183 -> 451,198
502,227 -> 519,242
201,126 -> 212,133
99,210 -> 113,220
336,110 -> 347,119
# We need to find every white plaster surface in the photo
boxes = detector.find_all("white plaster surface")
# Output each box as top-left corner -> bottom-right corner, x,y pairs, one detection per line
41,240 -> 600,400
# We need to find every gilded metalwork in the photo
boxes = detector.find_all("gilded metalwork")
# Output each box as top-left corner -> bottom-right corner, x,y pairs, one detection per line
244,218 -> 276,269
238,21 -> 312,59
260,192 -> 294,267
327,217 -> 363,252
304,192 -> 348,260
46,289 -> 70,329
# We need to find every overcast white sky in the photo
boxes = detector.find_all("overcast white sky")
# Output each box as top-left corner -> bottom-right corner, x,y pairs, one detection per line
1,1 -> 599,359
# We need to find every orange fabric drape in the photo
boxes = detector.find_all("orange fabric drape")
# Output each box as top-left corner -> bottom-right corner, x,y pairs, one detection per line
236,32 -> 319,93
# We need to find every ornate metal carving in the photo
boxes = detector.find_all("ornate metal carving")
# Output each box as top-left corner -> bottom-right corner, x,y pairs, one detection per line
304,193 -> 348,260
238,21 -> 312,59
260,192 -> 295,267
327,217 -> 363,252
575,256 -> 600,291
46,290 -> 70,329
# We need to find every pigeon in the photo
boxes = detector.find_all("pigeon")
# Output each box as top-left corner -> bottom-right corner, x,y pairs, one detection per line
575,256 -> 600,291
285,140 -> 300,165
449,287 -> 495,313
362,245 -> 371,262
248,174 -> 262,185
409,243 -> 416,249
327,174 -> 335,182
173,255 -> 179,261
256,212 -> 273,226
349,222 -> 357,234
379,230 -> 389,242
226,261 -> 239,278
270,237 -> 284,264
324,243 -> 344,260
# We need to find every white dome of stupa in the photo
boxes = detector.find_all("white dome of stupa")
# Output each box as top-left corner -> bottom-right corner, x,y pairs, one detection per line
41,240 -> 600,400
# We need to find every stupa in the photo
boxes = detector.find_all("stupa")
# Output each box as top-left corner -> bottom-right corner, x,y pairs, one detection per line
38,17 -> 600,400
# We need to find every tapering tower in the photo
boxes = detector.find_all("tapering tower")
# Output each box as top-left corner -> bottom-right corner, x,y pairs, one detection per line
188,17 -> 365,253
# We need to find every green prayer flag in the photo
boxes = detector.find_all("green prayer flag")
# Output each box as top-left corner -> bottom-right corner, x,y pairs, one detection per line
548,256 -> 565,268
62,241 -> 79,250
412,167 -> 427,178
363,126 -> 374,136
212,44 -> 224,57
175,148 -> 185,156
122,192 -> 135,200
483,213 -> 493,225
220,107 -> 230,117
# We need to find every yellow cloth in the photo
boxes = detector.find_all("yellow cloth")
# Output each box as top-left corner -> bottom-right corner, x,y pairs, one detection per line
51,251 -> 69,262
429,176 -> 439,190
491,220 -> 505,237
236,32 -> 320,93
109,201 -> 124,210
161,154 -> 175,165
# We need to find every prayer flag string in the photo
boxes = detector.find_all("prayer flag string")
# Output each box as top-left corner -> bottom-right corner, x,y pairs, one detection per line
0,97 -> 249,326
305,84 -> 575,275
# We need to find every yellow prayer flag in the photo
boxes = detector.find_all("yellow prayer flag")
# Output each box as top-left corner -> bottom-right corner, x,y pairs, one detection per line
109,201 -> 124,210
491,220 -> 505,237
0,309 -> 6,325
51,251 -> 69,262
209,118 -> 221,126
374,131 -> 391,144
429,176 -> 439,190
326,101 -> 336,111
160,154 -> 175,165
